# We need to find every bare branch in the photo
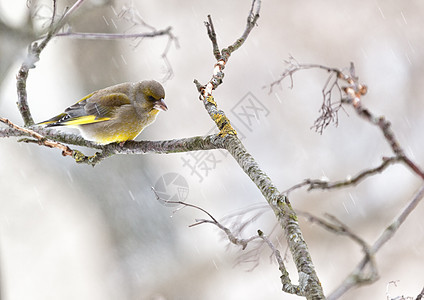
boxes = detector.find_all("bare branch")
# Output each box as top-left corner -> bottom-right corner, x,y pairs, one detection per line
152,189 -> 302,296
113,3 -> 178,82
17,0 -> 87,126
272,59 -> 424,298
0,117 -> 73,157
339,64 -> 424,180
299,211 -> 379,291
349,102 -> 424,180
416,286 -> 424,300
193,2 -> 325,298
194,2 -> 262,137
272,59 -> 424,180
0,125 -> 101,148
268,57 -> 347,133
268,56 -> 343,93
196,0 -> 261,101
2,124 -> 225,165
54,27 -> 173,40
160,29 -> 179,81
257,230 -> 302,296
55,28 -> 178,82
204,15 -> 221,60
372,185 -> 424,253
16,0 -> 178,128
151,188 -> 219,223
328,184 -> 424,300
64,136 -> 207,165
282,156 -> 399,195
222,0 -> 261,59
298,212 -> 372,252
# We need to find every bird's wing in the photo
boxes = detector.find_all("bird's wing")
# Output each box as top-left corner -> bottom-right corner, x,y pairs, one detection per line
38,92 -> 131,127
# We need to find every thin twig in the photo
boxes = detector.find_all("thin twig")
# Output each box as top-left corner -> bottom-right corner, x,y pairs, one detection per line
282,156 -> 399,195
55,27 -> 178,82
273,59 -> 424,181
54,27 -> 173,39
298,212 -> 372,253
114,3 -> 178,82
268,57 -> 347,133
258,230 -> 302,296
152,188 -> 302,296
341,64 -> 424,180
160,28 -> 179,81
205,15 -> 221,60
268,56 -> 343,93
222,0 -> 261,60
196,0 -> 261,101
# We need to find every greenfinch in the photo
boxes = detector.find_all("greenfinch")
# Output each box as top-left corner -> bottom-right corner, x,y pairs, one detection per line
37,80 -> 167,144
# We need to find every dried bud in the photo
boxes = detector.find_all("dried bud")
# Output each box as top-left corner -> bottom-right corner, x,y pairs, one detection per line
359,84 -> 368,96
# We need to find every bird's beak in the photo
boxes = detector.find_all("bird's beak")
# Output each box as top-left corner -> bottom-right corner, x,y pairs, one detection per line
153,98 -> 168,111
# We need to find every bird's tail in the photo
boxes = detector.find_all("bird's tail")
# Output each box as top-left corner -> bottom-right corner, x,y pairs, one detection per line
36,113 -> 68,127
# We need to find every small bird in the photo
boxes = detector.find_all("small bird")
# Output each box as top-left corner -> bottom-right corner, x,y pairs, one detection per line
37,80 -> 167,144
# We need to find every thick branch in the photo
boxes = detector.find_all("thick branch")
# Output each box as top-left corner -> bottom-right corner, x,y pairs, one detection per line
194,2 -> 324,298
223,135 -> 324,298
72,134 -> 225,166
1,122 -> 224,165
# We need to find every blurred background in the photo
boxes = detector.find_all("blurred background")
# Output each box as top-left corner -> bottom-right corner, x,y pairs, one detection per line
1,0 -> 424,299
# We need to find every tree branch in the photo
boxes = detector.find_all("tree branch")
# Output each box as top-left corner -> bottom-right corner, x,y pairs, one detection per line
273,59 -> 424,184
1,121 -> 224,165
271,59 -> 424,298
114,3 -> 178,81
17,0 -> 87,126
193,2 -> 325,298
205,15 -> 221,60
152,190 -> 303,297
54,27 -> 173,40
416,286 -> 424,300
71,134 -> 225,166
282,156 -> 399,195
328,184 -> 424,300
0,117 -> 73,157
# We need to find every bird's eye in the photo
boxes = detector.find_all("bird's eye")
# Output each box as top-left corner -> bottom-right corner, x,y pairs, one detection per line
148,95 -> 156,102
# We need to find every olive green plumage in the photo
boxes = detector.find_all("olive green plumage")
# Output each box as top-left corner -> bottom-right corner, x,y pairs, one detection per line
38,80 -> 167,144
